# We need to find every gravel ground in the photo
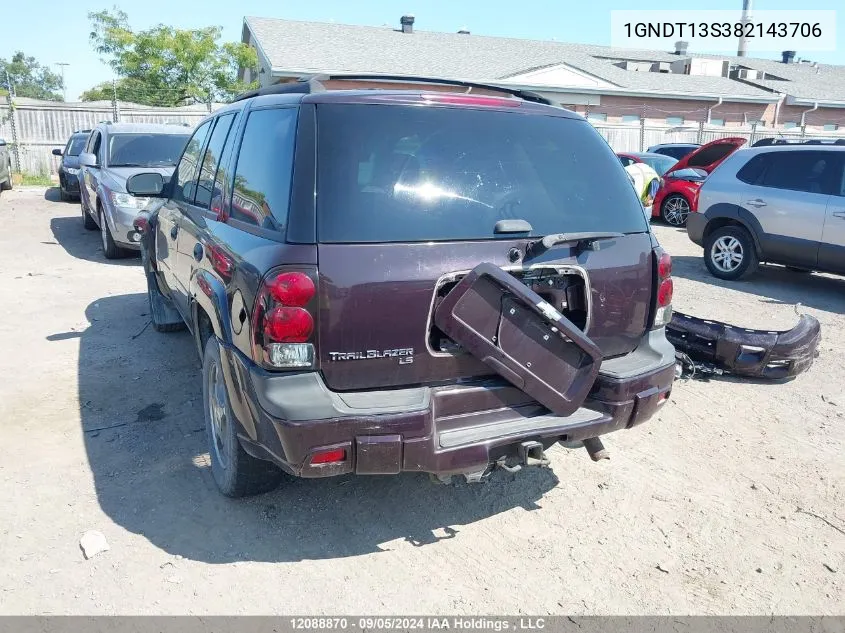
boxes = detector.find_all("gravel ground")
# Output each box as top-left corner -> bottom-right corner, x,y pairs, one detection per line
0,186 -> 842,615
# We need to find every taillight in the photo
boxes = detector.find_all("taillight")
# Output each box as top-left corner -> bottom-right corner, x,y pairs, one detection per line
311,448 -> 346,465
652,248 -> 673,329
252,268 -> 318,369
657,278 -> 674,307
690,187 -> 701,213
657,251 -> 672,278
422,94 -> 521,108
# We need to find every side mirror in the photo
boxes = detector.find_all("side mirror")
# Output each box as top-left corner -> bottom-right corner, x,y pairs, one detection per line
127,172 -> 165,196
52,148 -> 63,156
79,152 -> 98,168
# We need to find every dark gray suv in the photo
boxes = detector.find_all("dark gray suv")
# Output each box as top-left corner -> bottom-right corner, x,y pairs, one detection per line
127,79 -> 677,497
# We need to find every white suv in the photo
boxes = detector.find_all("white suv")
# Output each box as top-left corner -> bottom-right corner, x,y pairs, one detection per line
687,144 -> 845,280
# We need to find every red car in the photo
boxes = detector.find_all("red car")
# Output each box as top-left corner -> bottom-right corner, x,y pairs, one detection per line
652,137 -> 746,226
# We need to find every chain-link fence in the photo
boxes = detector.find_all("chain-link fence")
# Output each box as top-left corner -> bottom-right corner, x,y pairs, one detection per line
591,120 -> 845,153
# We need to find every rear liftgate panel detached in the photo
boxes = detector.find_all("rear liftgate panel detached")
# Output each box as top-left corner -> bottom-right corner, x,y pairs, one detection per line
434,262 -> 603,417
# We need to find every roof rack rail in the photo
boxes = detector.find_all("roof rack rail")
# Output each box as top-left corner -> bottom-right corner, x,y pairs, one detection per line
232,79 -> 327,102
73,128 -> 93,134
231,74 -> 554,106
752,137 -> 845,147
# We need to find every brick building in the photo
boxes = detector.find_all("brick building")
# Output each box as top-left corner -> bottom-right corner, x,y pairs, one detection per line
240,15 -> 845,133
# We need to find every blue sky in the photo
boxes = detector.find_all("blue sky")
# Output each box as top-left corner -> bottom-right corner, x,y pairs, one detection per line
3,0 -> 842,100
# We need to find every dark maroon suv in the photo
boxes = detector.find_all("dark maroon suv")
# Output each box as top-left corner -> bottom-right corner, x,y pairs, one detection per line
127,78 -> 676,497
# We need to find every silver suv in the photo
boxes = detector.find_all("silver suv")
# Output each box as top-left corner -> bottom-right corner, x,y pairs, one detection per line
687,145 -> 845,280
79,122 -> 192,258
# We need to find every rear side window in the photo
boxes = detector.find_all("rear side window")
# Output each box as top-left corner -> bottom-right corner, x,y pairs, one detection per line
316,104 -> 647,243
736,155 -> 768,184
173,120 -> 212,203
194,113 -> 236,210
230,107 -> 297,228
758,151 -> 843,196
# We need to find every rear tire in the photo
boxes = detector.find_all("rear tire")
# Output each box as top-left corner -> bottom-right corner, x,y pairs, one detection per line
704,226 -> 759,281
661,194 -> 690,227
99,207 -> 129,259
203,336 -> 284,497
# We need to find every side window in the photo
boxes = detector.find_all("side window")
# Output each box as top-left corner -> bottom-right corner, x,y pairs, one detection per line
736,155 -> 769,185
619,156 -> 634,167
194,114 -> 236,210
172,120 -> 212,203
760,151 -> 841,196
230,108 -> 297,228
87,132 -> 102,162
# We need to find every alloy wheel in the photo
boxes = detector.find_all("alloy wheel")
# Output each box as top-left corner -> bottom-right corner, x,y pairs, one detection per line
207,361 -> 230,468
710,235 -> 744,273
663,196 -> 690,226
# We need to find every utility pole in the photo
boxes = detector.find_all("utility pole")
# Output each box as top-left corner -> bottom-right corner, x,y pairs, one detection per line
55,62 -> 70,101
4,70 -> 21,173
111,80 -> 120,122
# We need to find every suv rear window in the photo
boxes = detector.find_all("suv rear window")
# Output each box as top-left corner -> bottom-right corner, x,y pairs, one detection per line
316,104 -> 648,243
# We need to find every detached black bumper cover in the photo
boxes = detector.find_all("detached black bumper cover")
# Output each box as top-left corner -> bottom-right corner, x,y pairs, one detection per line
666,311 -> 821,380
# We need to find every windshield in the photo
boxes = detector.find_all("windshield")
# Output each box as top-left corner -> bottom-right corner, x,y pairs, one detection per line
66,135 -> 88,157
316,104 -> 648,243
107,133 -> 190,168
639,154 -> 677,176
672,167 -> 709,180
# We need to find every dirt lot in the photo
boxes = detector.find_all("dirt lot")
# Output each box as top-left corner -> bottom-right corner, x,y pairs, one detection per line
0,186 -> 843,615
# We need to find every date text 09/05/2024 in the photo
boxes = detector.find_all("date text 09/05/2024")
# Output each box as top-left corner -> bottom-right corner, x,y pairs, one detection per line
290,618 -> 548,631
623,22 -> 822,38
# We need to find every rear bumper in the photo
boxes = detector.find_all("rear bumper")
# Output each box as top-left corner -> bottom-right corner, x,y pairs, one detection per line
666,311 -> 821,380
686,212 -> 706,246
217,329 -> 677,478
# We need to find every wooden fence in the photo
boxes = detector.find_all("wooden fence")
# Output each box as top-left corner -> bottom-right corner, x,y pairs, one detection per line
0,97 -> 222,175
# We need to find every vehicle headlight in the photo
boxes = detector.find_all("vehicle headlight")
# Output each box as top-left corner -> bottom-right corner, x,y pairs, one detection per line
65,167 -> 79,176
111,191 -> 152,209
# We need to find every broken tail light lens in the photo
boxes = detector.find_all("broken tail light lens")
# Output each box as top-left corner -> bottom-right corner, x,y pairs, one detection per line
252,269 -> 319,369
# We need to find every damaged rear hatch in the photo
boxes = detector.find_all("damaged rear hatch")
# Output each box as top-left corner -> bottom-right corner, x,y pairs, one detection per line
313,95 -> 654,409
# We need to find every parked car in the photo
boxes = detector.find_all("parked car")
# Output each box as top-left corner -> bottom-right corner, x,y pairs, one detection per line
688,143 -> 845,280
78,122 -> 192,258
652,137 -> 746,226
52,129 -> 92,201
0,138 -> 12,193
128,79 -> 676,497
617,151 -> 678,176
646,143 -> 700,160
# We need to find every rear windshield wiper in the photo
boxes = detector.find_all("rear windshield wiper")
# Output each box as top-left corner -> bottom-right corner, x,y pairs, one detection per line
526,232 -> 624,259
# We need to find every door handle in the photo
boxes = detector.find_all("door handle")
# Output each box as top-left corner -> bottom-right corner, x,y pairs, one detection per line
833,211 -> 845,219
170,225 -> 178,239
193,243 -> 204,262
746,199 -> 767,208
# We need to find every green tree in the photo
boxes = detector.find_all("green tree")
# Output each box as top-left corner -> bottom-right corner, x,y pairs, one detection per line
84,8 -> 257,106
0,52 -> 64,101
